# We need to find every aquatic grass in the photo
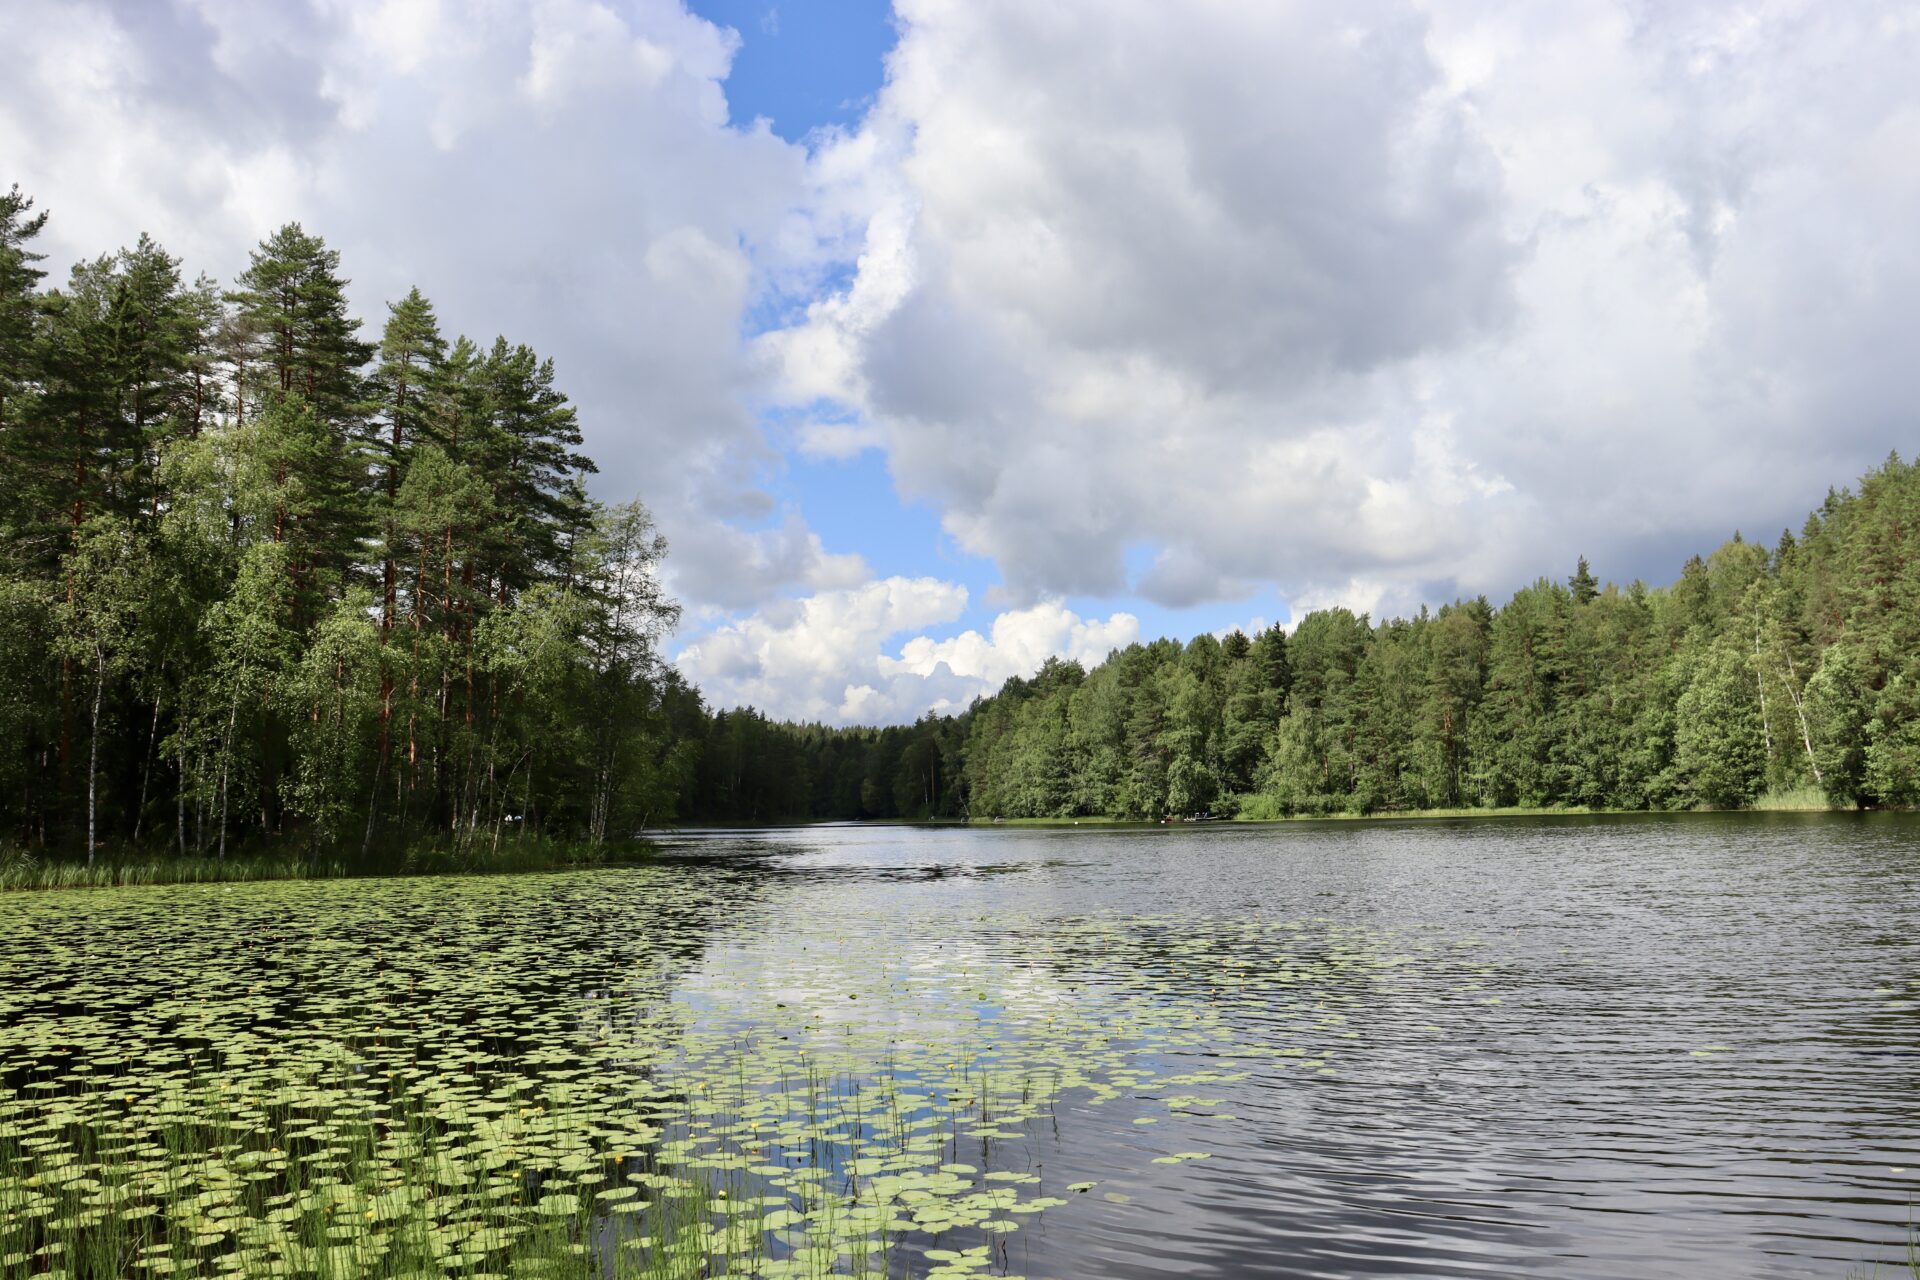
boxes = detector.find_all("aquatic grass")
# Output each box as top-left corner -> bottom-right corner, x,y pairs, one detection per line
1751,784 -> 1842,811
1850,1225 -> 1920,1278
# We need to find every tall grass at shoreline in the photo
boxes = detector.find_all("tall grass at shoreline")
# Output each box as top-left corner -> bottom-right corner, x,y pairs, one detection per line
0,838 -> 654,892
1752,784 -> 1841,811
1851,1227 -> 1920,1279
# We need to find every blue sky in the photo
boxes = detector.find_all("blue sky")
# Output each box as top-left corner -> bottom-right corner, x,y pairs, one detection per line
6,1 -> 1916,724
685,1 -> 895,141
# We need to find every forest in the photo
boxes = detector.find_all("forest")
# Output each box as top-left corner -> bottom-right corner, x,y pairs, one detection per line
3,183 -> 1917,863
0,187 -> 693,863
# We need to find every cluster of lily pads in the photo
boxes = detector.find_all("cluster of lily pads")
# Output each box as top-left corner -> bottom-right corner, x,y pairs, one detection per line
0,866 -> 1496,1279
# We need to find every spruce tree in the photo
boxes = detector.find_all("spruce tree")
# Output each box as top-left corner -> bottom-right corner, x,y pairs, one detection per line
1569,555 -> 1599,605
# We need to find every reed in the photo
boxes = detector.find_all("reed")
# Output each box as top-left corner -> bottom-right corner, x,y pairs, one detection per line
0,839 -> 653,892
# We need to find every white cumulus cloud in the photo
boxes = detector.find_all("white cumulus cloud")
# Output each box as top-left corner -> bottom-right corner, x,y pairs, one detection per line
676,581 -> 1137,724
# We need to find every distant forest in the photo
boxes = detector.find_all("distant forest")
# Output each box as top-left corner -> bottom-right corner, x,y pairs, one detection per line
677,469 -> 1920,825
3,187 -> 1916,859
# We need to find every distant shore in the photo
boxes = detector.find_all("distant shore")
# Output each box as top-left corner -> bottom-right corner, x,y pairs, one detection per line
665,796 -> 1865,833
965,794 -> 1853,827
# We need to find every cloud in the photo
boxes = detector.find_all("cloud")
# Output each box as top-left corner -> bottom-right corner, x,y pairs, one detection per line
0,0 -> 845,611
667,513 -> 871,612
881,600 -> 1138,686
675,580 -> 1137,724
14,0 -> 1920,728
766,0 -> 1920,613
792,419 -> 885,461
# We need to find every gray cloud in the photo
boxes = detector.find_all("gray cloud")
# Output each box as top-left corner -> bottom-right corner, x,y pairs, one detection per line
769,0 -> 1920,618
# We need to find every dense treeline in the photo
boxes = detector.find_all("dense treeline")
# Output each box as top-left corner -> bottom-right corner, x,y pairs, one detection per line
0,187 -> 691,861
677,455 -> 1920,823
677,710 -> 970,823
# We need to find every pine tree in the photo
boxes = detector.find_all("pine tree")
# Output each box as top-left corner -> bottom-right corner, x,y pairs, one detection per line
364,290 -> 448,838
227,224 -> 373,430
0,185 -> 48,445
371,289 -> 445,631
27,238 -> 209,542
471,338 -> 595,594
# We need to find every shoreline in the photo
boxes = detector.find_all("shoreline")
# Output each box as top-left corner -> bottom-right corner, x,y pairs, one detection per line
13,803 -> 1884,890
665,800 -> 1866,832
966,803 -> 1855,828
0,842 -> 659,893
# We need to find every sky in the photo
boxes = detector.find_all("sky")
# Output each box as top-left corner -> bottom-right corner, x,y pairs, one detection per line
4,0 -> 1919,725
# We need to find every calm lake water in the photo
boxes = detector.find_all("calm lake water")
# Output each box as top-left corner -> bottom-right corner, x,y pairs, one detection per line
656,814 -> 1920,1278
3,812 -> 1917,1279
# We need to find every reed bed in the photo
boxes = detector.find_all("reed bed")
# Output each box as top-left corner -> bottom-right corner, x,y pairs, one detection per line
0,840 -> 652,892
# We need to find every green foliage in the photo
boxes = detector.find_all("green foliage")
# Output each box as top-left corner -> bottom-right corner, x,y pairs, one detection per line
1866,658 -> 1920,806
733,455 -> 1920,824
0,195 -> 685,861
287,589 -> 384,845
1674,642 -> 1766,808
1806,645 -> 1871,806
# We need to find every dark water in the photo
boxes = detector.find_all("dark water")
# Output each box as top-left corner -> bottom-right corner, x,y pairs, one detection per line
659,813 -> 1920,1279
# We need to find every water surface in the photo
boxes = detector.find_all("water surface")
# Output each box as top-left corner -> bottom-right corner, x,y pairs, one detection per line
2,812 -> 1916,1278
658,813 -> 1920,1278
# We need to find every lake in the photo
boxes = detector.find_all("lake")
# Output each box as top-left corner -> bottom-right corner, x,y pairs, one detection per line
3,813 -> 1917,1278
